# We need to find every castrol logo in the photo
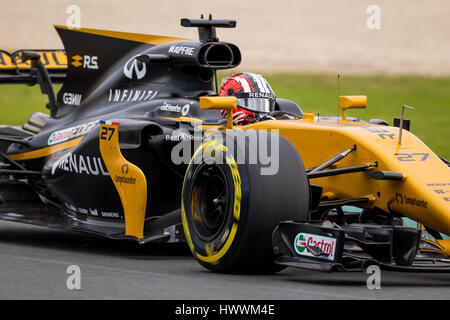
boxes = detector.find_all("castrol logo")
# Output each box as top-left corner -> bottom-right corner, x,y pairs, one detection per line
294,232 -> 337,261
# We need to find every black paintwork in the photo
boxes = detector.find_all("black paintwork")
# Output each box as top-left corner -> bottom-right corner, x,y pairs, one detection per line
0,20 -> 239,237
0,18 -> 302,241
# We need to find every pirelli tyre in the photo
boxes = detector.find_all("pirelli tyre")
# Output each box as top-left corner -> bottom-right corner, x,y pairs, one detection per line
181,129 -> 310,273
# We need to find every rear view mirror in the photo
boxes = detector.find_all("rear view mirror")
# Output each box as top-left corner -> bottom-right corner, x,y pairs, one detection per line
338,95 -> 367,121
199,96 -> 237,128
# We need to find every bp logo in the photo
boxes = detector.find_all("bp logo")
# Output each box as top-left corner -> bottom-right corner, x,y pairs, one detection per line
294,233 -> 307,254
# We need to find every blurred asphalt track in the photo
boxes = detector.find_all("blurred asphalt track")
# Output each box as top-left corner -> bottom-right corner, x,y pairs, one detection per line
1,221 -> 449,299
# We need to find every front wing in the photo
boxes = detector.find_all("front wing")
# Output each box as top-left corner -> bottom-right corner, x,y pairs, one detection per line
273,220 -> 450,272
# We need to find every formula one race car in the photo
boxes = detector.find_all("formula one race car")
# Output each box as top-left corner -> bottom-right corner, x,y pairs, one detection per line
0,17 -> 449,274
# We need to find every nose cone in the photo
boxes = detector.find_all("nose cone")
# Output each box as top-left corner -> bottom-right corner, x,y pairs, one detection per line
389,162 -> 450,236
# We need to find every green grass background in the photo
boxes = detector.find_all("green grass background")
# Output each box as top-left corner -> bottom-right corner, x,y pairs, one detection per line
0,74 -> 449,158
266,73 -> 449,159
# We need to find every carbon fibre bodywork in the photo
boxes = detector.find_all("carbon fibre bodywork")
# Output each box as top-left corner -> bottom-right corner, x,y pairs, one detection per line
0,18 -> 301,243
0,20 -> 235,241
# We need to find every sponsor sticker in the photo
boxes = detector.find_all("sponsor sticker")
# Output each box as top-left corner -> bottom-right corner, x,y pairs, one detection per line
101,211 -> 120,218
51,152 -> 109,176
165,128 -> 203,142
123,55 -> 147,80
108,88 -> 157,103
427,182 -> 450,187
64,202 -> 77,213
181,104 -> 190,115
71,54 -> 98,69
78,208 -> 88,215
236,92 -> 276,100
71,55 -> 82,67
113,163 -> 136,185
159,102 -> 190,115
294,232 -> 337,261
114,175 -> 136,185
168,45 -> 195,56
395,193 -> 428,208
64,203 -> 119,219
62,92 -> 82,106
48,120 -> 99,145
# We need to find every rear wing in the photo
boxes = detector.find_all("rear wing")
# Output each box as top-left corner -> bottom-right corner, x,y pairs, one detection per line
0,50 -> 66,84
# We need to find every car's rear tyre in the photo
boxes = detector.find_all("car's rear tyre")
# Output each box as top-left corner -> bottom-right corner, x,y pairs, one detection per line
181,130 -> 310,273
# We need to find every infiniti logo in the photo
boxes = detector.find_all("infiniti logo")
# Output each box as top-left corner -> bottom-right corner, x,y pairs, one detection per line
123,55 -> 147,80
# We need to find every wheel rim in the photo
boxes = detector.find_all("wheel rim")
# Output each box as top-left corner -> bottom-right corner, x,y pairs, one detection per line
190,165 -> 231,242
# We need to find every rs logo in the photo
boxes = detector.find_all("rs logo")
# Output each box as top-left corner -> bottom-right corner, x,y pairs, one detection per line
71,55 -> 98,69
124,55 -> 147,80
71,55 -> 83,67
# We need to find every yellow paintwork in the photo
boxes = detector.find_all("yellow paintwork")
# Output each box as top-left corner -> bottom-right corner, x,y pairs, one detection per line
339,96 -> 367,109
0,50 -> 67,70
199,96 -> 237,129
339,96 -> 367,121
436,239 -> 450,255
200,116 -> 450,236
54,25 -> 187,46
99,122 -> 147,239
8,137 -> 83,161
199,96 -> 237,110
158,116 -> 204,123
302,113 -> 315,121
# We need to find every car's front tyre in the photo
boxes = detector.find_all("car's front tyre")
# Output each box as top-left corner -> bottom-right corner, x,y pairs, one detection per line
181,130 -> 310,273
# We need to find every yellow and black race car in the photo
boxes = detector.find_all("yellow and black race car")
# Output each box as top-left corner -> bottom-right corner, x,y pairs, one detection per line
0,17 -> 449,273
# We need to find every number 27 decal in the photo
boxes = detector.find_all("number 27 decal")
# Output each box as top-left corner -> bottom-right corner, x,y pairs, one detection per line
100,126 -> 115,141
395,153 -> 429,161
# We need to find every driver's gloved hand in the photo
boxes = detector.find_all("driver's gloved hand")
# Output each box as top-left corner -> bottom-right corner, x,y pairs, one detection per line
258,114 -> 276,122
221,108 -> 256,125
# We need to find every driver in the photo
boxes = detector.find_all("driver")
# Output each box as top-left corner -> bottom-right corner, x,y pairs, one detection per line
219,73 -> 276,125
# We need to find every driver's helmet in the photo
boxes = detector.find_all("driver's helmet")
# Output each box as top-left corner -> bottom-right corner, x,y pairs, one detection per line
219,73 -> 276,113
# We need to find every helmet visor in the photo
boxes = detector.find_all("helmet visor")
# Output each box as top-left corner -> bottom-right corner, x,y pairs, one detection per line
235,92 -> 276,113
